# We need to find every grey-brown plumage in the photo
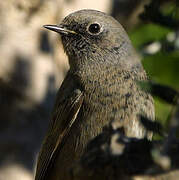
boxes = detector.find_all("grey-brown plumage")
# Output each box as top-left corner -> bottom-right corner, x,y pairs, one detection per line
35,9 -> 154,180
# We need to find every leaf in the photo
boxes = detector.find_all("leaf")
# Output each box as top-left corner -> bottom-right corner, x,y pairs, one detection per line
142,51 -> 179,89
130,24 -> 170,48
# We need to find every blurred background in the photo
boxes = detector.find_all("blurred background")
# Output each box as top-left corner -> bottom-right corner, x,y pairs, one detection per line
0,0 -> 178,179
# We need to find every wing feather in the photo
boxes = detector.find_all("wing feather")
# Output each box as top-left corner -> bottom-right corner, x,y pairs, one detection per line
35,73 -> 83,180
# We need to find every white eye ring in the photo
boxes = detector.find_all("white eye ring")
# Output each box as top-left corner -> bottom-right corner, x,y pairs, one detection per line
87,22 -> 102,35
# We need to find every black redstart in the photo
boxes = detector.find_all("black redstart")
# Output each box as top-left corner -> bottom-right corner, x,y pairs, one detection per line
35,9 -> 154,180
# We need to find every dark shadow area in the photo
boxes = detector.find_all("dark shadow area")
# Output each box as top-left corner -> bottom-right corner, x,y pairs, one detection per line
0,55 -> 56,171
39,31 -> 53,54
11,55 -> 31,89
111,0 -> 141,18
110,0 -> 142,29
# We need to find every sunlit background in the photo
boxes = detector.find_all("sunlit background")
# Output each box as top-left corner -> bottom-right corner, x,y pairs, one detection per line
0,0 -> 178,179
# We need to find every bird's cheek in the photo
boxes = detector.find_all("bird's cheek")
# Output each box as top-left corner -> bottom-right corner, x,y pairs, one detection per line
99,39 -> 115,49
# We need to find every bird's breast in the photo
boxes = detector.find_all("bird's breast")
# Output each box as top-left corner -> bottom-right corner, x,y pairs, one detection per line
76,66 -> 137,131
81,66 -> 135,109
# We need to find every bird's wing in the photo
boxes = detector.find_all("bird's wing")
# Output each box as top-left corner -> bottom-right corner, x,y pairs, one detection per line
35,73 -> 84,180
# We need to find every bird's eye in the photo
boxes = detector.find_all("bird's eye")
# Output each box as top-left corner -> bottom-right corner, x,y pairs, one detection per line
87,23 -> 101,35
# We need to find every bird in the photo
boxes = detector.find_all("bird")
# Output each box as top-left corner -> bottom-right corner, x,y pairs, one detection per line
35,9 -> 155,180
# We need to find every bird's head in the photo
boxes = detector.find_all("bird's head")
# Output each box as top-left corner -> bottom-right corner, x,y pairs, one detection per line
44,9 -> 139,69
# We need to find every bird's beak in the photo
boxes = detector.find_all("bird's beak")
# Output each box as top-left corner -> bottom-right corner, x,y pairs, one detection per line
43,24 -> 77,35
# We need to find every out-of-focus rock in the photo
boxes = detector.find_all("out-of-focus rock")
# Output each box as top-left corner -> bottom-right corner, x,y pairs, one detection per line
0,0 -> 111,179
0,164 -> 32,180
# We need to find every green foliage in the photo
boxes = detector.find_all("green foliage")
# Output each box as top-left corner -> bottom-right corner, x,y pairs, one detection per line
162,2 -> 179,19
130,24 -> 170,47
129,2 -> 179,132
154,98 -> 172,127
143,51 -> 179,89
